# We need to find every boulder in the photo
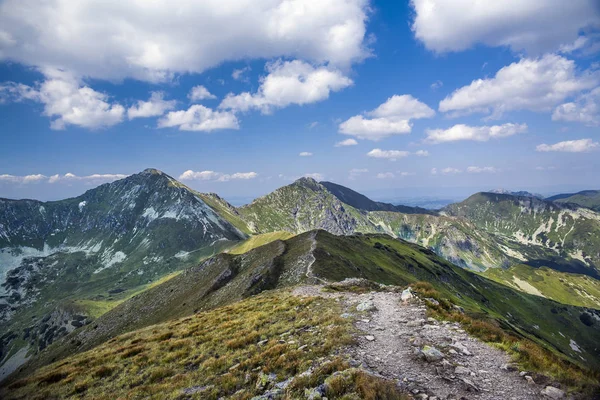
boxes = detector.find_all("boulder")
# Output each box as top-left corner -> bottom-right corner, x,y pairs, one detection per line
401,288 -> 414,302
356,301 -> 377,312
420,345 -> 444,362
541,386 -> 565,399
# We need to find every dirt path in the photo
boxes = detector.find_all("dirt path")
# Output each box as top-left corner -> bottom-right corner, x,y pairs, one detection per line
293,285 -> 561,400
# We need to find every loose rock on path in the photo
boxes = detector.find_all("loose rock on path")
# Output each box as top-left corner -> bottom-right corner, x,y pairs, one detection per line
293,285 -> 566,400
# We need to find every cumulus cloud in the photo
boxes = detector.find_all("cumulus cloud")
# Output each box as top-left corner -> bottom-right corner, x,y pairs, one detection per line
1,70 -> 125,129
158,105 -> 239,132
367,149 -> 410,161
552,87 -> 600,126
398,171 -> 415,177
179,170 -> 258,182
335,138 -> 358,147
425,123 -> 527,144
188,85 -> 216,102
414,150 -> 429,157
439,55 -> 599,118
127,91 -> 176,119
339,95 -> 435,140
299,152 -> 313,157
376,172 -> 395,179
467,166 -> 500,173
219,60 -> 352,114
536,138 -> 599,153
410,0 -> 600,54
0,0 -> 370,82
430,80 -> 443,90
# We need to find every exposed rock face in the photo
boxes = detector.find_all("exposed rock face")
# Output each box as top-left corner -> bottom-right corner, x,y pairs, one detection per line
0,169 -> 247,372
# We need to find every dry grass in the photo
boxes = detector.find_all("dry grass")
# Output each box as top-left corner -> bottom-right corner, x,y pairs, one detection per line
3,290 -> 406,400
410,282 -> 600,395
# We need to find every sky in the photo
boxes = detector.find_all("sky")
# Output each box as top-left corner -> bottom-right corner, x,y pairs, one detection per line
0,0 -> 599,204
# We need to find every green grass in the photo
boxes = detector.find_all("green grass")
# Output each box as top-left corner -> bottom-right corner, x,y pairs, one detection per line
2,290 -> 406,400
482,264 -> 600,309
227,231 -> 295,255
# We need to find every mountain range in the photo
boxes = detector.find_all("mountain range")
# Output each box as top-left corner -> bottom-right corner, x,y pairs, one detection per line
1,168 -> 600,386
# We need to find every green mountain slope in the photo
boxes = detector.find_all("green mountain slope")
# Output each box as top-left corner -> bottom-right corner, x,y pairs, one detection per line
0,169 -> 247,378
482,264 -> 600,309
9,230 -> 600,384
443,192 -> 600,277
547,190 -> 600,212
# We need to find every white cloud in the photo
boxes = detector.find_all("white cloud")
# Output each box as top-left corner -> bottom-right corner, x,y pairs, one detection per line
179,170 -> 257,182
0,0 -> 370,82
552,87 -> 600,126
127,91 -> 176,119
414,150 -> 429,157
439,55 -> 599,118
467,166 -> 500,173
303,173 -> 324,181
432,167 -> 461,175
335,138 -> 358,147
536,138 -> 599,153
430,80 -> 443,90
188,85 -> 216,102
308,121 -> 319,129
2,70 -> 125,129
376,172 -> 394,179
367,149 -> 410,161
339,95 -> 435,140
441,167 -> 462,175
425,123 -> 527,144
0,174 -> 47,184
398,171 -> 415,177
535,166 -> 557,171
410,0 -> 600,54
48,173 -> 128,184
299,152 -> 313,157
219,60 -> 352,113
158,105 -> 239,132
232,66 -> 251,81
348,168 -> 368,180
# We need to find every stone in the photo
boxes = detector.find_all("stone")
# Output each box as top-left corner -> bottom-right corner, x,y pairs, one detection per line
420,345 -> 444,362
181,385 -> 214,395
524,375 -> 535,385
401,288 -> 414,301
357,301 -> 377,312
501,363 -> 518,372
455,366 -> 471,375
541,386 -> 565,399
365,335 -> 375,341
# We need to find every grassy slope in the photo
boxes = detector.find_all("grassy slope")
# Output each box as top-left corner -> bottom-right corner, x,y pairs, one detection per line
7,231 -> 600,386
312,232 -> 600,371
482,264 -> 600,309
3,290 -> 406,400
548,190 -> 600,212
226,232 -> 295,255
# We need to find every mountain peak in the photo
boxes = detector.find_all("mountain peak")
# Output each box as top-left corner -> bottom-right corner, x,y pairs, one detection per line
140,168 -> 166,176
292,176 -> 322,190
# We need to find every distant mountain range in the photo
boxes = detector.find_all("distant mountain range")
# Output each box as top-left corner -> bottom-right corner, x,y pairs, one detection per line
2,168 -> 600,381
546,189 -> 600,212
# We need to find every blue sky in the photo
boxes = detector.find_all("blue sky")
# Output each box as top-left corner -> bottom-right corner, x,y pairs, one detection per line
0,0 -> 599,203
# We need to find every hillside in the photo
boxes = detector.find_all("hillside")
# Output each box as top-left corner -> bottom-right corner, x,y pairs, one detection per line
8,230 -> 600,387
443,192 -> 600,277
482,264 -> 600,309
547,190 -> 600,212
0,169 -> 247,379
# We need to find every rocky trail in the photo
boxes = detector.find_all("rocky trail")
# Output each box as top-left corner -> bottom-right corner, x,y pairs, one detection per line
293,285 -> 567,400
